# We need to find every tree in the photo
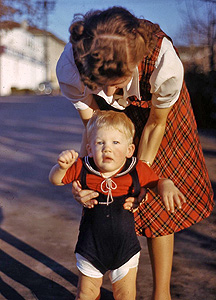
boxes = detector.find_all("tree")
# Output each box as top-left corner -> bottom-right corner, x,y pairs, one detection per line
0,0 -> 38,25
178,0 -> 216,71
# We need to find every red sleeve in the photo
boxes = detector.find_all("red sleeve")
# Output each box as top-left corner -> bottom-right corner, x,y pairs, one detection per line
61,157 -> 83,184
136,160 -> 159,188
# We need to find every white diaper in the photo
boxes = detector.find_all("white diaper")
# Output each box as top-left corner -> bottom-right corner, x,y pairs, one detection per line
76,252 -> 140,284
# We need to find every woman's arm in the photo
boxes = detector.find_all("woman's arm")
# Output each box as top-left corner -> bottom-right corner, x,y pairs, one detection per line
138,37 -> 183,164
124,105 -> 173,211
137,105 -> 173,164
72,101 -> 100,208
78,98 -> 99,156
78,107 -> 93,157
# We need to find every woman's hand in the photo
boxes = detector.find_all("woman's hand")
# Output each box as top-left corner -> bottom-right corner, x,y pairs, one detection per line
158,179 -> 186,213
123,187 -> 147,212
72,181 -> 99,208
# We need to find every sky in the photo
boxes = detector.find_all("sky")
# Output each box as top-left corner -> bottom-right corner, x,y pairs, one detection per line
47,0 -> 186,45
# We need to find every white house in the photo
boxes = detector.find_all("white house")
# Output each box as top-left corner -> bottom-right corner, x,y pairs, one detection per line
0,21 -> 66,96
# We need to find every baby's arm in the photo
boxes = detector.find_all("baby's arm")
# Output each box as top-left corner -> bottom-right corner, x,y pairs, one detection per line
49,150 -> 78,186
156,178 -> 186,213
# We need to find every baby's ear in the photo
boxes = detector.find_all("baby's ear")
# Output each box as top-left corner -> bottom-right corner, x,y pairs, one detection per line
86,144 -> 93,157
126,144 -> 135,158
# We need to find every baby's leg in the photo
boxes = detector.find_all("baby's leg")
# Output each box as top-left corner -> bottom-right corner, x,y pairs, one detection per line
75,253 -> 103,300
112,267 -> 137,300
110,252 -> 140,300
76,271 -> 103,300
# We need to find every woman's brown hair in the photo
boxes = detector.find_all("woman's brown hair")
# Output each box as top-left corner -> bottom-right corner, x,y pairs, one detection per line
69,6 -> 161,90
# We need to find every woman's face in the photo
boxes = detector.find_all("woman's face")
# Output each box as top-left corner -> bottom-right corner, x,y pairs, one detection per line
102,75 -> 132,96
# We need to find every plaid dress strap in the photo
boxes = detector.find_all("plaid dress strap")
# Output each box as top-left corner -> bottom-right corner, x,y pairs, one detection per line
125,31 -> 214,238
129,30 -> 169,108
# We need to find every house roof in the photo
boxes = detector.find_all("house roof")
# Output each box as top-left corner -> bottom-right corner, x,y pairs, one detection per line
0,20 -> 66,45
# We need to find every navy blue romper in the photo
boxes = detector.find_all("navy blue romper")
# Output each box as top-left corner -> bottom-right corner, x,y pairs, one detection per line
75,157 -> 141,274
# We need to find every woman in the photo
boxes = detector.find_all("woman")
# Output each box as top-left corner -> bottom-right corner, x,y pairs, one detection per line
56,7 -> 214,299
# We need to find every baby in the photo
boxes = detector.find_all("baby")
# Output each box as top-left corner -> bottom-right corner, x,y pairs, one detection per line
49,110 -> 185,300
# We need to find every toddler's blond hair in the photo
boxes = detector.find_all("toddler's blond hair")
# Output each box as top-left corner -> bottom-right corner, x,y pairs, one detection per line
87,110 -> 135,144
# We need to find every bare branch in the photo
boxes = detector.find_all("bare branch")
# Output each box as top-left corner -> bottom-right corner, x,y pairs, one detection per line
0,0 -> 38,25
178,0 -> 216,71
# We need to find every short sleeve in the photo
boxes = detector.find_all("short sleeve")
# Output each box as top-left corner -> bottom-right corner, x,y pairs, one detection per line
136,161 -> 159,188
56,43 -> 94,110
150,38 -> 184,108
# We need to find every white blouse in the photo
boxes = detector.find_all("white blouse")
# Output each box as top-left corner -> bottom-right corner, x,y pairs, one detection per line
56,37 -> 184,111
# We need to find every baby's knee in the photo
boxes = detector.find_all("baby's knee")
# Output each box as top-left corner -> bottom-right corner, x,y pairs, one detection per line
76,274 -> 102,300
76,288 -> 100,300
113,287 -> 136,300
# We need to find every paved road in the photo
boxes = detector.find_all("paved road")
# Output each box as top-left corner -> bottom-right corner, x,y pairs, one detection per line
0,95 -> 215,299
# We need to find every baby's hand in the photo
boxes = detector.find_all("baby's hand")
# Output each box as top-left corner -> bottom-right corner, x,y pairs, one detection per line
58,150 -> 78,170
158,179 -> 186,213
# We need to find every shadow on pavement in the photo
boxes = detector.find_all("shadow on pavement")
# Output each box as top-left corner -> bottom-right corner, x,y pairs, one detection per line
0,228 -> 114,300
0,276 -> 25,300
0,228 -> 77,299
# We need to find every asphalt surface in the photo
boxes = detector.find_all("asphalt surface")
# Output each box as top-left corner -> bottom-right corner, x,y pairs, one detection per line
0,95 -> 215,299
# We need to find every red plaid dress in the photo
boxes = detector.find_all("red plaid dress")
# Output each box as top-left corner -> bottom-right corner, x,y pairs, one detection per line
95,30 -> 214,238
125,31 -> 214,237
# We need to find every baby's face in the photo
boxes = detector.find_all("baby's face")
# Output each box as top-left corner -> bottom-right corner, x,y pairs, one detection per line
87,126 -> 135,177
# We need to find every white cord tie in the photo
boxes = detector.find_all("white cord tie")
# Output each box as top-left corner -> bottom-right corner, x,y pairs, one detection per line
100,178 -> 117,205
